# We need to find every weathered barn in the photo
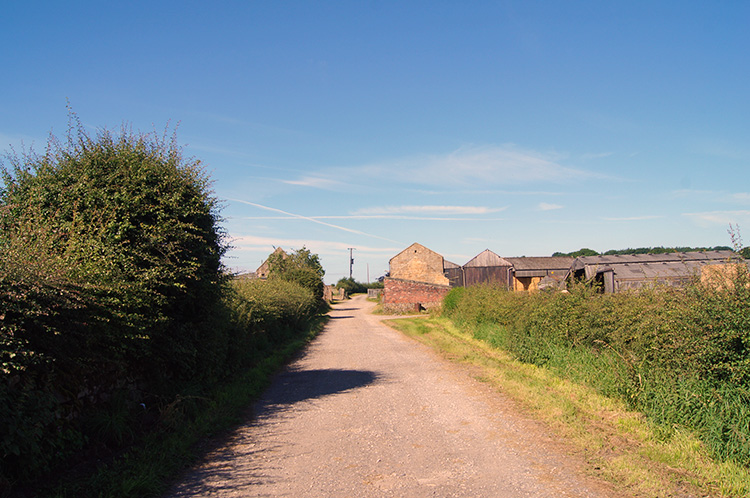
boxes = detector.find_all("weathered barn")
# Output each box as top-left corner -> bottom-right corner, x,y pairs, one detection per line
462,249 -> 513,287
383,243 -> 451,312
567,251 -> 739,293
443,259 -> 464,288
505,256 -> 574,291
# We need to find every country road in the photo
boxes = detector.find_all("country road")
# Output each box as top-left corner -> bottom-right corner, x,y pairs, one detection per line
167,295 -> 628,497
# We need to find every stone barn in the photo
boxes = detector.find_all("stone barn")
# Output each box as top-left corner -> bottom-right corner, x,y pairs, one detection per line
383,243 -> 451,312
462,249 -> 513,287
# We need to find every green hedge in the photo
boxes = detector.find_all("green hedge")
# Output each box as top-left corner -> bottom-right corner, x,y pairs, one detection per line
0,121 -> 322,494
442,272 -> 750,466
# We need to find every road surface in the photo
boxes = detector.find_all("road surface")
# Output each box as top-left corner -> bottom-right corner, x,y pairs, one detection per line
167,295 -> 627,497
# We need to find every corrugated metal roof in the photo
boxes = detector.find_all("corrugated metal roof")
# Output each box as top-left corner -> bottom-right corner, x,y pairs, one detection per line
505,256 -> 574,271
571,251 -> 737,272
464,249 -> 512,268
583,260 -> 710,281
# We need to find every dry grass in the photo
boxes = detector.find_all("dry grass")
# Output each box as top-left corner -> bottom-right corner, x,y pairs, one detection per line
384,316 -> 750,498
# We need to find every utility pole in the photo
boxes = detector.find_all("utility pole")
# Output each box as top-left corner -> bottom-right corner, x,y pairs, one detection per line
348,248 -> 355,279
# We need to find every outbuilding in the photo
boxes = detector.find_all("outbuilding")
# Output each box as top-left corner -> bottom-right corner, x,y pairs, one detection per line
383,243 -> 451,312
567,251 -> 738,293
462,249 -> 513,287
505,256 -> 574,291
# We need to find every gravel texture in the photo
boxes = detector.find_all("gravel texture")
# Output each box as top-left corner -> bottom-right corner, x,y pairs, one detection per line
167,295 -> 629,497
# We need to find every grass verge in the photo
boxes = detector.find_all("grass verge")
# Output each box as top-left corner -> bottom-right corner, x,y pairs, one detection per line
42,314 -> 328,498
383,316 -> 750,498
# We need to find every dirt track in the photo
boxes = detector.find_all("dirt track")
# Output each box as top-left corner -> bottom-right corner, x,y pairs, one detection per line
167,295 -> 628,497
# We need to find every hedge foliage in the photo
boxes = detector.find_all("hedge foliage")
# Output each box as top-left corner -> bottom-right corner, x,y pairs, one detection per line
0,121 -> 323,494
442,269 -> 750,467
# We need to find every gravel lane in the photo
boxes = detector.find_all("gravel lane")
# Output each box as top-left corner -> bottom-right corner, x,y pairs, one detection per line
167,295 -> 627,497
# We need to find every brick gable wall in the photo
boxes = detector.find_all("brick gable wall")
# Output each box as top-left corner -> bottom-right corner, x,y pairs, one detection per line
383,277 -> 450,313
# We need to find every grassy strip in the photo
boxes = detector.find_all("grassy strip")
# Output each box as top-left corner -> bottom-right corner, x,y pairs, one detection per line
44,314 -> 328,498
384,316 -> 750,497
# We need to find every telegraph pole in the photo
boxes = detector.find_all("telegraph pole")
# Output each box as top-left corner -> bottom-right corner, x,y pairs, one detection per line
348,248 -> 355,279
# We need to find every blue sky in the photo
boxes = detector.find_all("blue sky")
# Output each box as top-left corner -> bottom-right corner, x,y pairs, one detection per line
2,1 -> 750,283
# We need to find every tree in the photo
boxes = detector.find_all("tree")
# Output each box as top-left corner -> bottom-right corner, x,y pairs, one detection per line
266,247 -> 325,304
336,277 -> 366,294
552,248 -> 599,257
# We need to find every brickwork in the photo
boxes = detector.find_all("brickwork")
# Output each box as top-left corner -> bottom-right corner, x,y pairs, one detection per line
382,277 -> 450,312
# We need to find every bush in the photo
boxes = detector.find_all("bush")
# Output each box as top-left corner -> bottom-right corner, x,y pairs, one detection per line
442,271 -> 750,467
0,118 -> 227,487
266,247 -> 325,306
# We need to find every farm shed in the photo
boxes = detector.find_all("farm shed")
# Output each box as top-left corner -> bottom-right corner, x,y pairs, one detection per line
443,259 -> 464,288
383,243 -> 451,312
462,249 -> 513,287
567,251 -> 739,293
505,256 -> 574,292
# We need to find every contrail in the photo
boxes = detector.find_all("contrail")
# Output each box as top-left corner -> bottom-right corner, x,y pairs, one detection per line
228,198 -> 402,244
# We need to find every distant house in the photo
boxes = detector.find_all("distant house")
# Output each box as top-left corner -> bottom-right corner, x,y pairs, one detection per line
383,243 -> 451,312
504,256 -> 574,292
255,247 -> 286,280
566,251 -> 738,293
462,249 -> 513,287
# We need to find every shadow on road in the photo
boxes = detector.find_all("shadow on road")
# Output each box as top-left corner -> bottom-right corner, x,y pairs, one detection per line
261,368 -> 380,406
168,368 -> 380,496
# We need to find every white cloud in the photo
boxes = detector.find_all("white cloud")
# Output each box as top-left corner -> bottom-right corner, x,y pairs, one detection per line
282,176 -> 344,189
731,193 -> 750,204
671,189 -> 722,198
376,144 -> 605,186
601,215 -> 662,221
579,152 -> 613,160
352,205 -> 506,215
283,144 -> 612,191
538,202 -> 563,211
683,210 -> 750,227
229,234 -> 399,256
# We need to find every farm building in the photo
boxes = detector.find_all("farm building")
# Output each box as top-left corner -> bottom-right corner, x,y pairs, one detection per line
462,249 -> 513,287
505,256 -> 574,291
383,243 -> 451,312
255,247 -> 286,280
388,242 -> 449,286
567,251 -> 739,293
443,259 -> 464,288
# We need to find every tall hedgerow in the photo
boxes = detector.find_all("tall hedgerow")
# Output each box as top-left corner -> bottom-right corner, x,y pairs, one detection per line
441,269 -> 750,467
0,118 -> 228,485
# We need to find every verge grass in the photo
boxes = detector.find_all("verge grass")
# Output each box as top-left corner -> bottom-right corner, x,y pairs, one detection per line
384,316 -> 750,497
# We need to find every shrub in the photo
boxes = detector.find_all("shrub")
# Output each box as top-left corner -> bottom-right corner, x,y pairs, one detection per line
442,273 -> 750,467
0,118 -> 227,486
266,247 -> 325,305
